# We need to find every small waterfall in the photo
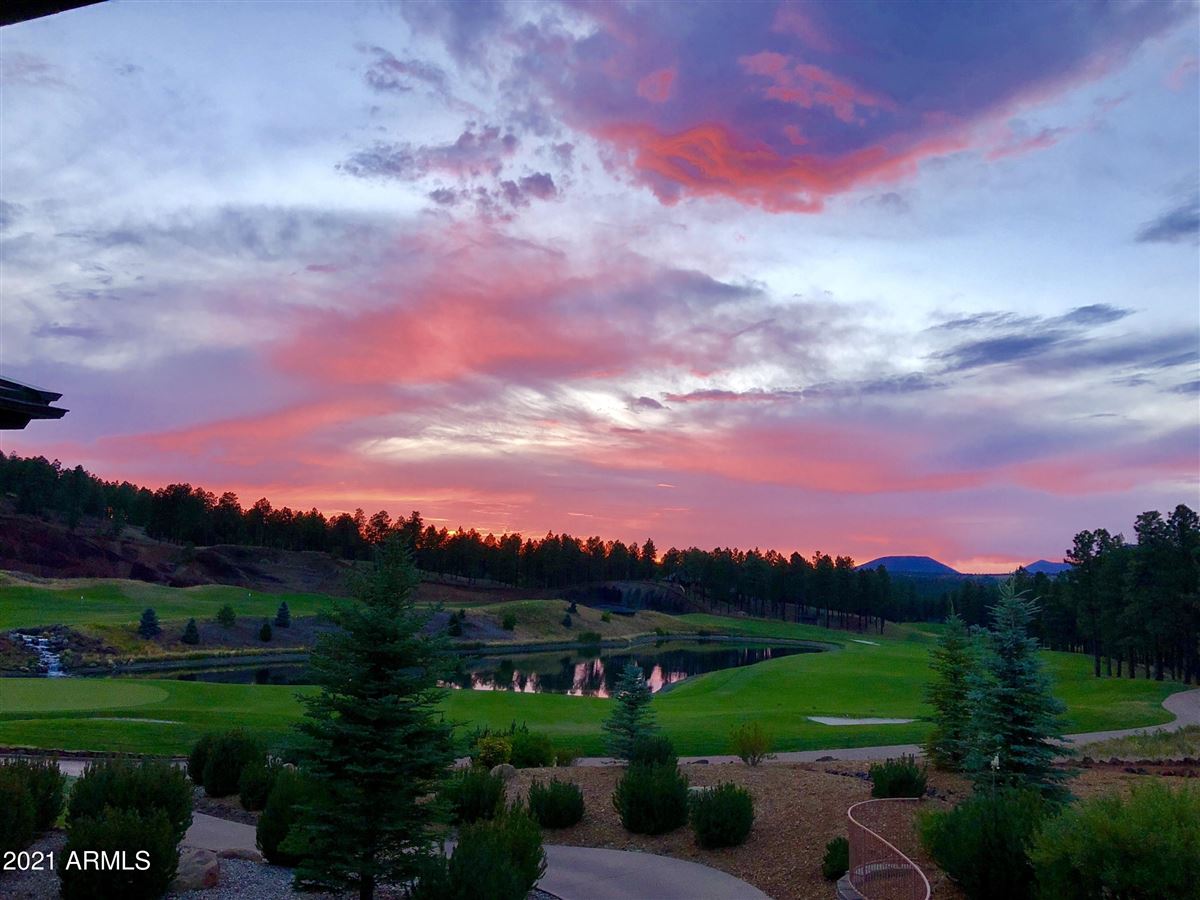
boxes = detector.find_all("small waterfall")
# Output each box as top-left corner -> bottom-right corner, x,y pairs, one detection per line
16,633 -> 68,677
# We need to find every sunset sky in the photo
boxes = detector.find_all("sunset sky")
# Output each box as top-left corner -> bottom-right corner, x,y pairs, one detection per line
2,0 -> 1198,572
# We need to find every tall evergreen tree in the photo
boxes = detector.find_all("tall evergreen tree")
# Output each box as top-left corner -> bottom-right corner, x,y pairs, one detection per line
965,580 -> 1069,802
925,614 -> 976,769
289,536 -> 454,899
181,618 -> 200,645
138,607 -> 161,638
602,663 -> 657,759
274,601 -> 291,628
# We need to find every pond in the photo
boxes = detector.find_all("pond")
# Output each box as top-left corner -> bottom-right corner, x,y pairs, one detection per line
157,639 -> 822,695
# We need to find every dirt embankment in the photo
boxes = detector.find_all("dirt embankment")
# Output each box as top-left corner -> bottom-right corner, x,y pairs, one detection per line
0,512 -> 353,595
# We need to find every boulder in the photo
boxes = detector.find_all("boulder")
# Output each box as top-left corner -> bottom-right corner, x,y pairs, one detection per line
490,763 -> 517,781
172,847 -> 219,892
217,847 -> 264,862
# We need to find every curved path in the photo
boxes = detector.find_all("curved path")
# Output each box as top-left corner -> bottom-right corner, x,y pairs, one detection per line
574,686 -> 1200,766
181,814 -> 768,900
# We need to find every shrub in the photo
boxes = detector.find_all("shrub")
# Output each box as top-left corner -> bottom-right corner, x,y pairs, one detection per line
0,775 -> 35,853
869,755 -> 927,798
561,613 -> 573,627
1,757 -> 66,831
181,618 -> 200,645
1030,781 -> 1200,899
60,806 -> 178,900
822,836 -> 849,881
137,607 -> 161,638
201,730 -> 263,798
216,604 -> 236,627
630,734 -> 676,767
528,779 -> 584,828
730,721 -> 775,767
258,620 -> 272,641
553,744 -> 580,767
601,612 -> 612,623
613,763 -> 689,835
188,733 -> 215,784
501,612 -> 517,631
274,601 -> 291,628
239,757 -> 282,811
442,768 -> 505,824
448,611 -> 463,637
257,768 -> 311,866
690,782 -> 754,848
919,787 -> 1049,900
654,626 -> 667,636
578,630 -> 602,644
413,808 -> 546,900
68,757 -> 193,845
510,730 -> 555,768
475,736 -> 513,769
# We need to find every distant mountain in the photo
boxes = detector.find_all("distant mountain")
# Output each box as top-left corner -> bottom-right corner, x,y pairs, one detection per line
856,555 -> 961,576
1022,560 -> 1072,575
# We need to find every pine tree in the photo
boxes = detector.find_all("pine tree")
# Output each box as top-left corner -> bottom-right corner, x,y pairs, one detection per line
259,620 -> 273,642
138,607 -> 161,638
181,618 -> 200,645
602,663 -> 657,759
925,614 -> 976,769
274,601 -> 291,628
216,604 -> 236,628
965,580 -> 1069,802
289,536 -> 454,899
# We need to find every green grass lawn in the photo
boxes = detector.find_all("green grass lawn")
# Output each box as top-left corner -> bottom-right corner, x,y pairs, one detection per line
0,613 -> 1185,757
0,576 -> 336,630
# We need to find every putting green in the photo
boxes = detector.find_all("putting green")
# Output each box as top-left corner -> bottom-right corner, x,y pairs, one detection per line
0,679 -> 168,712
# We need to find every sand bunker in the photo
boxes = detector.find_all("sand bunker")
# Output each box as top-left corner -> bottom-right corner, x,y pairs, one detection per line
807,716 -> 914,726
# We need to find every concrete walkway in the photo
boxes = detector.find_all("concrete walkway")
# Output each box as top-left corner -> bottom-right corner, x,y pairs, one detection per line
181,815 -> 767,900
574,686 -> 1200,766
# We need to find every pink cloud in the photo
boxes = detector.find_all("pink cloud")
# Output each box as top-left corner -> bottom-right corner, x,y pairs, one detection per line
740,51 -> 894,124
637,66 -> 676,103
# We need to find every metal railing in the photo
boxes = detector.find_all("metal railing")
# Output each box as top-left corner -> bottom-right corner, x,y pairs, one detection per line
846,798 -> 931,900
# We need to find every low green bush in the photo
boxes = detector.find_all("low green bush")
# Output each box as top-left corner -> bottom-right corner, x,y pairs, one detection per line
553,744 -> 580,767
188,733 -> 215,785
1030,781 -> 1200,899
578,631 -> 601,644
869,755 -> 927,798
68,757 -> 192,845
613,763 -> 689,835
730,722 -> 775,767
510,731 -> 555,769
239,757 -> 282,812
690,782 -> 754,848
630,734 -> 676,767
60,806 -> 178,900
601,612 -> 612,623
822,836 -> 849,881
442,768 -> 506,825
201,730 -> 263,798
413,807 -> 546,900
0,774 -> 35,853
474,736 -> 513,769
0,757 -> 66,831
528,779 -> 584,828
256,767 -> 311,866
501,612 -> 517,630
919,787 -> 1049,900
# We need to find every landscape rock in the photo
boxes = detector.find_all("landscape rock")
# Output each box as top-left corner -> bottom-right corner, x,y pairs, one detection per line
172,848 -> 220,892
216,847 -> 263,863
490,763 -> 517,781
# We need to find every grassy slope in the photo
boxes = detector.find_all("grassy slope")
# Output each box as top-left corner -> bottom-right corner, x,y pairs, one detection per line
0,612 -> 1184,757
0,576 -> 334,630
471,599 -> 694,644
